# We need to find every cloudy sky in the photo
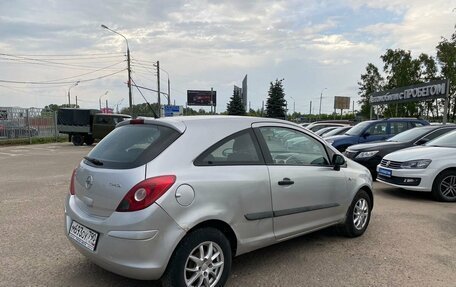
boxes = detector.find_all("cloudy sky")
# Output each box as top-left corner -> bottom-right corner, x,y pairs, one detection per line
0,0 -> 455,114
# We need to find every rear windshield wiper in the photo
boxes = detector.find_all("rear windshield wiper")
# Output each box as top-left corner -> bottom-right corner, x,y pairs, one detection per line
84,156 -> 104,166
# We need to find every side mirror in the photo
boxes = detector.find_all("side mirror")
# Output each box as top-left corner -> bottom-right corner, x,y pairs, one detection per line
332,154 -> 345,171
415,138 -> 429,145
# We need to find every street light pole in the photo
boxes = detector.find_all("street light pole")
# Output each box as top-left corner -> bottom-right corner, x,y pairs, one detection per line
101,24 -> 132,114
159,67 -> 171,106
289,96 -> 296,113
319,88 -> 327,117
116,98 -> 124,113
156,60 -> 161,117
99,90 -> 109,110
67,81 -> 80,107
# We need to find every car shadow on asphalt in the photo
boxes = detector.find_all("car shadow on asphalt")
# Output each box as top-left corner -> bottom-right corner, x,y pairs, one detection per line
56,228 -> 344,287
376,184 -> 434,202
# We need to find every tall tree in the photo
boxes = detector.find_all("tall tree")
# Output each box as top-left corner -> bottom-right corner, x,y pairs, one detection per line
381,49 -> 421,117
265,79 -> 287,119
358,63 -> 383,119
121,103 -> 159,117
436,29 -> 456,120
226,89 -> 246,115
418,53 -> 439,118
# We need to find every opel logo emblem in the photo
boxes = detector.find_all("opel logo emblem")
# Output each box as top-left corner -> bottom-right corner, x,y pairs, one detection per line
85,175 -> 94,190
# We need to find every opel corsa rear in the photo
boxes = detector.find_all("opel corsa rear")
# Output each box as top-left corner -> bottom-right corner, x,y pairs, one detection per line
65,116 -> 374,287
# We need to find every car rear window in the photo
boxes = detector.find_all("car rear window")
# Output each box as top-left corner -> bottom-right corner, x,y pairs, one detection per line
85,124 -> 181,169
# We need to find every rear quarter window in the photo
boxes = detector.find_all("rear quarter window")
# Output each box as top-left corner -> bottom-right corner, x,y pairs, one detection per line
86,124 -> 180,169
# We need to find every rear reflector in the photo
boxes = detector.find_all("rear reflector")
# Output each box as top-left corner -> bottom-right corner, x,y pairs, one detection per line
116,175 -> 176,212
70,168 -> 77,195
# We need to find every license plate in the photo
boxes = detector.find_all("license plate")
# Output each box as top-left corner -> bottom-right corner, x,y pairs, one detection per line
69,221 -> 99,251
378,167 -> 392,178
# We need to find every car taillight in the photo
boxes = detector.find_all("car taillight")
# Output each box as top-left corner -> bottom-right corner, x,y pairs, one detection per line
116,175 -> 176,212
129,119 -> 144,125
70,168 -> 77,195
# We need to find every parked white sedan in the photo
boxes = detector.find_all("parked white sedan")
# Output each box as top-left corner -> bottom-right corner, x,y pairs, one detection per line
377,129 -> 456,202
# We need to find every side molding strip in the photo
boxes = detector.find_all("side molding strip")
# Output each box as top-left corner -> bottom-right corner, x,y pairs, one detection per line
245,203 -> 340,221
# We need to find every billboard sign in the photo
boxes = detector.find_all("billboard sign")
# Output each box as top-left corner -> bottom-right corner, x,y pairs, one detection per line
187,90 -> 217,106
369,79 -> 448,105
334,96 -> 350,110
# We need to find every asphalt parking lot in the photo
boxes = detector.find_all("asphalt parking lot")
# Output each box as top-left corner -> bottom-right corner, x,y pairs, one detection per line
0,143 -> 455,287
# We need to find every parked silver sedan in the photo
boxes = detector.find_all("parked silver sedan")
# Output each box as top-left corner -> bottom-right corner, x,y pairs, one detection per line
65,116 -> 373,287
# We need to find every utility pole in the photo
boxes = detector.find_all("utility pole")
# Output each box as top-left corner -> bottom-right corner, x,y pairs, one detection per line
210,87 -> 214,114
319,88 -> 327,117
310,101 -> 312,115
156,60 -> 161,117
100,25 -> 132,115
67,91 -> 70,106
106,99 -> 108,110
76,96 -> 78,108
168,77 -> 171,105
127,48 -> 132,111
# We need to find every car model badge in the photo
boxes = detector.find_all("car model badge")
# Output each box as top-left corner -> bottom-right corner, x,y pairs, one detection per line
85,175 -> 94,190
386,161 -> 390,167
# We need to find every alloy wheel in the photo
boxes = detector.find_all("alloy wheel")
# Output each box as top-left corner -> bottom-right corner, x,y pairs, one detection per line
353,198 -> 369,230
439,175 -> 456,200
184,241 -> 225,287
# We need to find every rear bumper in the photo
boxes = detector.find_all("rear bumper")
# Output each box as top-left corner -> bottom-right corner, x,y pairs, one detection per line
64,195 -> 186,280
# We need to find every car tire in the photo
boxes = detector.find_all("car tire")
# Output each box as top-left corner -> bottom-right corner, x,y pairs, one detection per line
432,170 -> 456,202
339,189 -> 372,237
72,134 -> 84,146
161,227 -> 232,287
84,136 -> 94,146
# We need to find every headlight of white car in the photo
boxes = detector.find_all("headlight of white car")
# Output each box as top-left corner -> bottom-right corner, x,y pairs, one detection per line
355,151 -> 379,159
400,159 -> 432,169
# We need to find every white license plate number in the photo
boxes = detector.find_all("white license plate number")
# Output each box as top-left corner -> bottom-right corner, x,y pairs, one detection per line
378,167 -> 392,178
69,221 -> 99,251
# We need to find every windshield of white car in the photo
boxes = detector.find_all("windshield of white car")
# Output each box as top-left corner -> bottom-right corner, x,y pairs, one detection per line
386,127 -> 430,142
425,130 -> 456,148
345,121 -> 371,136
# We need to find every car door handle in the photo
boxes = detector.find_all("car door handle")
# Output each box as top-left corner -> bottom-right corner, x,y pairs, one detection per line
278,178 -> 294,186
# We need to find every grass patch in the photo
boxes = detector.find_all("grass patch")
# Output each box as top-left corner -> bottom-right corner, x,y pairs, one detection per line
0,136 -> 68,146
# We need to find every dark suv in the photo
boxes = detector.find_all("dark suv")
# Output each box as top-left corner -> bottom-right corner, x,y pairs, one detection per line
324,118 -> 429,152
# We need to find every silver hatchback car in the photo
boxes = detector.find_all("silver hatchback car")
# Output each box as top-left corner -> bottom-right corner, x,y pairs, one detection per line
65,116 -> 373,287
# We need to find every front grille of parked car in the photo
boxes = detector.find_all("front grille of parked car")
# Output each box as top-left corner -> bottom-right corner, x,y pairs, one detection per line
344,150 -> 357,159
380,159 -> 402,169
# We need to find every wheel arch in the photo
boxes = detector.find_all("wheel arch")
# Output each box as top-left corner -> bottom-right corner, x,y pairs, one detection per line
432,167 -> 456,187
360,185 -> 374,210
186,219 -> 238,257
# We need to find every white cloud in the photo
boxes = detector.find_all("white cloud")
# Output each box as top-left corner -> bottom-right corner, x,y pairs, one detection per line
0,0 -> 455,114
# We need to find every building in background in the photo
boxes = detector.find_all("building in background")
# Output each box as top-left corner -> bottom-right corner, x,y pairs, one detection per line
242,75 -> 247,110
233,75 -> 248,111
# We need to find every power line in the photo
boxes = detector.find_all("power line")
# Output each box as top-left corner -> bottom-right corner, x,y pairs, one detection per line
11,55 -> 126,61
0,53 -> 126,70
9,52 -> 124,57
131,61 -> 157,70
0,68 -> 127,85
131,58 -> 158,65
130,77 -> 159,118
41,60 -> 126,83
